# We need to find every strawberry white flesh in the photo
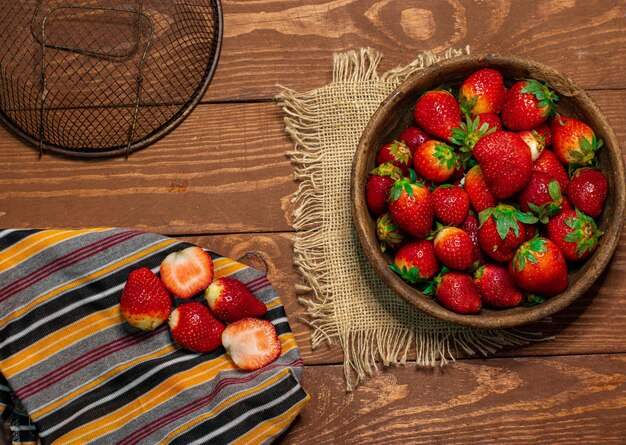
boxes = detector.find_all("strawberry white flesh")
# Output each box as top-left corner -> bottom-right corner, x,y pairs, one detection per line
222,318 -> 281,371
160,246 -> 214,299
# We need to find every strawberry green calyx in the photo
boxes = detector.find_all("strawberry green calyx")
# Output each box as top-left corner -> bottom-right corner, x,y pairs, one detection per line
520,79 -> 559,117
479,204 -> 538,240
512,237 -> 548,272
389,170 -> 421,202
568,135 -> 603,175
389,264 -> 424,284
376,213 -> 405,252
563,208 -> 604,256
521,294 -> 546,307
528,179 -> 563,224
387,141 -> 411,164
459,95 -> 478,117
433,142 -> 457,170
369,162 -> 403,180
449,115 -> 497,164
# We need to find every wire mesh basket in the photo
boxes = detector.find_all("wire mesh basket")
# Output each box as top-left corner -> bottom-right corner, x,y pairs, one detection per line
0,0 -> 222,158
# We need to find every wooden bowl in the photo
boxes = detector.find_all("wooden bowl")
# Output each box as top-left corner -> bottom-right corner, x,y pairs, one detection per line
351,54 -> 625,329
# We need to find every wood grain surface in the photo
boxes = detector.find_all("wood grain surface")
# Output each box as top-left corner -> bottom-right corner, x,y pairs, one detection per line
282,354 -> 626,444
206,0 -> 626,101
1,1 -> 625,443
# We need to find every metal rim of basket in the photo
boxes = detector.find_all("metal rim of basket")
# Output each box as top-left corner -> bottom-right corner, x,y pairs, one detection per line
0,0 -> 223,159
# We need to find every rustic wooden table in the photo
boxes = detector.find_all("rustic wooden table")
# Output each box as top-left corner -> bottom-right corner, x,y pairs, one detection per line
1,1 -> 626,444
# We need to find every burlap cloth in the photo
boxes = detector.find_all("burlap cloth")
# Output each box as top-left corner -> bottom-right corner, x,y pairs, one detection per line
278,47 -> 543,390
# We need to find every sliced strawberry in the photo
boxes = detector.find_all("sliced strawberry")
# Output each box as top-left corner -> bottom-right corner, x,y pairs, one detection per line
120,267 -> 172,331
169,302 -> 225,353
160,246 -> 214,299
206,277 -> 267,323
222,318 -> 281,371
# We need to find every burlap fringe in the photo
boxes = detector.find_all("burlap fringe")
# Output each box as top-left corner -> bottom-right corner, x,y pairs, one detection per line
278,47 -> 549,391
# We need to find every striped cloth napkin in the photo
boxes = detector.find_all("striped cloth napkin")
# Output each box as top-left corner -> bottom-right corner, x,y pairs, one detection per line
0,229 -> 309,444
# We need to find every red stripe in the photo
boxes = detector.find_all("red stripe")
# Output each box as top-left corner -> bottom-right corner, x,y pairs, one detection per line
243,276 -> 266,288
16,327 -> 165,400
0,231 -> 140,304
117,358 -> 304,445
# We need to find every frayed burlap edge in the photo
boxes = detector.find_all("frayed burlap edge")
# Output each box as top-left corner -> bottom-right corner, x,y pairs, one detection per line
278,47 -> 549,391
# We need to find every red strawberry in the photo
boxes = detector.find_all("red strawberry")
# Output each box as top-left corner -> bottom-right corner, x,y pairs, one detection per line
389,239 -> 439,284
435,271 -> 482,314
501,79 -> 558,130
460,213 -> 484,263
376,140 -> 412,172
432,185 -> 470,226
547,209 -> 603,261
120,267 -> 172,331
525,223 -> 540,241
518,129 -> 546,161
567,168 -> 608,218
413,140 -> 458,183
160,246 -> 214,299
561,196 -> 573,210
510,237 -> 568,296
476,113 -> 502,131
432,227 -> 475,270
518,172 -> 563,224
478,204 -> 537,262
474,263 -> 523,308
449,115 -> 497,169
533,149 -> 570,191
551,115 -> 603,169
169,302 -> 225,353
222,318 -> 281,371
365,163 -> 403,216
398,126 -> 431,154
473,131 -> 533,199
464,165 -> 496,213
376,212 -> 406,252
458,68 -> 507,115
388,176 -> 434,238
414,90 -> 462,140
206,277 -> 268,323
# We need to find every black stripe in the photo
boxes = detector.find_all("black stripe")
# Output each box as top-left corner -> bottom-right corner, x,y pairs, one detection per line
0,242 -> 186,356
37,346 -> 227,440
0,229 -> 40,251
169,374 -> 306,445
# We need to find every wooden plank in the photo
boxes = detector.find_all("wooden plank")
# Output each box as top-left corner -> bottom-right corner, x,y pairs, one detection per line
279,354 -> 626,444
0,102 -> 295,234
206,0 -> 626,101
0,90 -> 624,235
183,228 -> 626,365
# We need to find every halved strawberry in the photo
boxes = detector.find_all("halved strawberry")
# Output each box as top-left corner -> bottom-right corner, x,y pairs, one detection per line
160,246 -> 214,299
206,277 -> 267,323
222,318 -> 281,371
169,302 -> 225,353
120,267 -> 172,331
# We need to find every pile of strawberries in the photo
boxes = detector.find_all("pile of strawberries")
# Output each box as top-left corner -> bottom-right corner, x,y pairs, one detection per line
366,68 -> 607,314
119,246 -> 281,371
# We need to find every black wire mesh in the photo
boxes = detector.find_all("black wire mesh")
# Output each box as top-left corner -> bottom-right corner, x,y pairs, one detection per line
0,0 -> 222,157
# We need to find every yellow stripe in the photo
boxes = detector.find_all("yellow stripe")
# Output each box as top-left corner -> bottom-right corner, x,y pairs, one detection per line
265,299 -> 281,310
0,307 -> 120,377
30,344 -> 176,420
233,395 -> 310,445
213,259 -> 247,279
0,229 -> 109,273
0,238 -> 177,329
160,368 -> 292,443
57,355 -> 238,444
